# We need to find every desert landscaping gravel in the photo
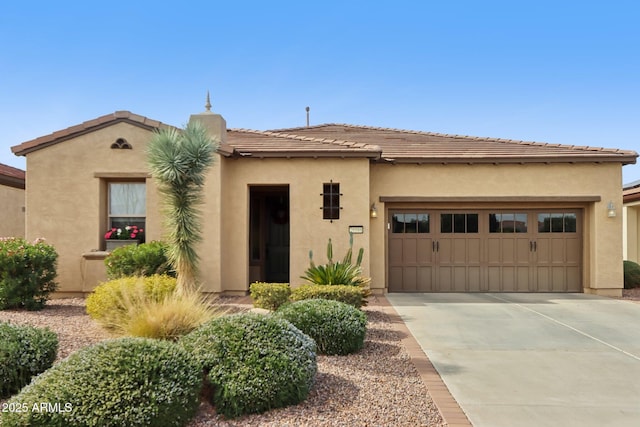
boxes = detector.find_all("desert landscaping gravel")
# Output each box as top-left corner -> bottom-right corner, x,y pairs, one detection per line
0,297 -> 446,427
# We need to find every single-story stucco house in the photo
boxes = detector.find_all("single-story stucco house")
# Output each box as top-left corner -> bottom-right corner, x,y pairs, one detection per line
10,102 -> 638,297
0,162 -> 25,238
623,180 -> 640,264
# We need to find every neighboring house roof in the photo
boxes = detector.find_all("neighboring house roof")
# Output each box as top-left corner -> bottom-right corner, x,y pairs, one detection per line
0,163 -> 25,189
624,179 -> 640,204
11,111 -> 638,166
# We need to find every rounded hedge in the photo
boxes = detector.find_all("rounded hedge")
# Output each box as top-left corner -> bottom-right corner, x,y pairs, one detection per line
85,274 -> 176,327
276,299 -> 367,355
179,313 -> 317,418
105,241 -> 174,279
0,322 -> 58,398
624,260 -> 640,289
1,337 -> 202,427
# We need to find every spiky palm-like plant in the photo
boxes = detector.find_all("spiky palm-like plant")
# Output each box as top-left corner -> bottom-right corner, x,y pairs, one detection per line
147,121 -> 218,294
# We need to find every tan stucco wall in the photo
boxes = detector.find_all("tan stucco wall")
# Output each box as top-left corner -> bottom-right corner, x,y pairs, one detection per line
0,184 -> 25,238
24,122 -> 161,295
210,157 -> 371,294
370,162 -> 624,295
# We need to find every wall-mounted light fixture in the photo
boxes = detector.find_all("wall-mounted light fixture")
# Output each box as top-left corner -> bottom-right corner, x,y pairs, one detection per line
607,201 -> 616,218
370,203 -> 378,218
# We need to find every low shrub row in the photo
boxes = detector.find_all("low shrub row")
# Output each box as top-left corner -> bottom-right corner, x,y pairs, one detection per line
250,282 -> 369,310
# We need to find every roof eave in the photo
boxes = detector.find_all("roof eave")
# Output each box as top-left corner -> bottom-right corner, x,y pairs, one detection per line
234,151 -> 381,159
379,154 -> 638,165
0,175 -> 25,189
11,113 -> 173,156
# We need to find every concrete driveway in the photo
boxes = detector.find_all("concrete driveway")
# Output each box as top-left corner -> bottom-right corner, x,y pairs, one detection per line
386,293 -> 640,427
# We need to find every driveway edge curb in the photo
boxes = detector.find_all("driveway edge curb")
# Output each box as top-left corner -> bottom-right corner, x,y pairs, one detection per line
377,296 -> 472,427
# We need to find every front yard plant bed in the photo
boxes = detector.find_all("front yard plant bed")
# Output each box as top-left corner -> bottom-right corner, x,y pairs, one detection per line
0,297 -> 446,426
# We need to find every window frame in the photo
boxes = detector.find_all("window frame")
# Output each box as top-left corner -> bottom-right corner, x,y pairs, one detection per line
321,182 -> 342,221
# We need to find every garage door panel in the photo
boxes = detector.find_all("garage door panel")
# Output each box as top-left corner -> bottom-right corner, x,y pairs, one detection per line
403,267 -> 417,291
389,267 -> 403,292
468,266 -> 481,291
417,267 -> 433,291
487,239 -> 501,263
403,239 -> 417,264
417,239 -> 432,263
389,239 -> 403,265
567,267 -> 581,292
566,239 -> 580,264
487,266 -> 500,291
438,267 -> 453,291
468,239 -> 481,263
516,238 -> 530,262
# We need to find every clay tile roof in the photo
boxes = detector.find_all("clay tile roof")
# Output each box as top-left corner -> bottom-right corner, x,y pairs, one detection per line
11,111 -> 172,156
0,162 -> 25,189
265,123 -> 638,165
226,128 -> 381,158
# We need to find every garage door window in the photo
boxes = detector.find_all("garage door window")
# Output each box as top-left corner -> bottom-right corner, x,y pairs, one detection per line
392,213 -> 430,233
441,213 -> 478,233
489,213 -> 528,233
538,213 -> 577,233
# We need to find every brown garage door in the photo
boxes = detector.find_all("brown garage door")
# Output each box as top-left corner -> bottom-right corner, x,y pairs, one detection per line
388,209 -> 581,292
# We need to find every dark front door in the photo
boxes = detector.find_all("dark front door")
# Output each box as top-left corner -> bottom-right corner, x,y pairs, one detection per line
249,186 -> 290,283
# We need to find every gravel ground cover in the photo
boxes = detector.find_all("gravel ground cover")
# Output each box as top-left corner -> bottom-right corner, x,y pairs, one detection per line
0,297 -> 445,427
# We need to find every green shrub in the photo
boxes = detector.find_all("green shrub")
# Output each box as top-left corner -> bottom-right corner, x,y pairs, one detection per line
1,338 -> 202,427
105,241 -> 174,279
291,284 -> 368,308
276,299 -> 367,355
624,260 -> 640,289
85,275 -> 176,330
179,313 -> 317,418
0,322 -> 58,398
249,282 -> 291,311
0,237 -> 58,311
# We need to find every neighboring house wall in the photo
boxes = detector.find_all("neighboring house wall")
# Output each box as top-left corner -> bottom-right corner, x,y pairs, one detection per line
623,184 -> 640,264
623,204 -> 639,263
0,183 -> 25,238
369,162 -> 624,295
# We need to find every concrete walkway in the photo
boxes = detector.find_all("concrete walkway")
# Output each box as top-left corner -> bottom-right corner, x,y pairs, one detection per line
386,293 -> 640,427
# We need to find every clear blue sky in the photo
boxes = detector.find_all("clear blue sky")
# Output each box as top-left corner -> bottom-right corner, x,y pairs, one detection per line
2,1 -> 639,183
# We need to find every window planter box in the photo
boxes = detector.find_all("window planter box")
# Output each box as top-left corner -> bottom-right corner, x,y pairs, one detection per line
105,239 -> 139,252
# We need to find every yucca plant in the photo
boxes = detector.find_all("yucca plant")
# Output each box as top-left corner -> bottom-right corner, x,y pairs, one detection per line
301,235 -> 370,287
147,121 -> 218,294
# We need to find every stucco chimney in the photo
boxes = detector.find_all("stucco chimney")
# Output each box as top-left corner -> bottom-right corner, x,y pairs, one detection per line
189,91 -> 227,143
